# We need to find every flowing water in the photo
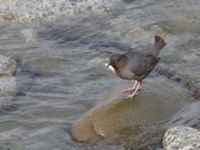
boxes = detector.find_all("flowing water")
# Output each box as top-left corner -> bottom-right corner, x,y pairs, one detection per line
0,0 -> 200,149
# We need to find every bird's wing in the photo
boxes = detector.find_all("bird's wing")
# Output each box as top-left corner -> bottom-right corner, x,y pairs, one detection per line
126,52 -> 145,75
130,54 -> 160,78
143,55 -> 160,74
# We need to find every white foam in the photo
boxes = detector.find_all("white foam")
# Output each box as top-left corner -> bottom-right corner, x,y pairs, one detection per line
0,0 -> 121,22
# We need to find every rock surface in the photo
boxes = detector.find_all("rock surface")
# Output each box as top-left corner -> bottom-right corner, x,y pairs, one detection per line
72,77 -> 189,147
163,126 -> 200,150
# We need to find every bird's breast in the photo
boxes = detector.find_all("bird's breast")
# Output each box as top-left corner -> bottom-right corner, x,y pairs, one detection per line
118,67 -> 135,80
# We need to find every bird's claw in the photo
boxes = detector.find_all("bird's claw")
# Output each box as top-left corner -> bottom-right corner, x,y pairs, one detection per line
125,91 -> 139,100
124,81 -> 142,100
123,88 -> 135,94
123,88 -> 141,94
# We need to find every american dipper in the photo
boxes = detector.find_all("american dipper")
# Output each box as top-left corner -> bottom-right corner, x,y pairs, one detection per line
105,35 -> 166,99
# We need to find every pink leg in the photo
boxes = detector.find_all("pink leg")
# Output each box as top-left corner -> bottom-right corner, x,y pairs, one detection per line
123,80 -> 139,93
126,81 -> 142,100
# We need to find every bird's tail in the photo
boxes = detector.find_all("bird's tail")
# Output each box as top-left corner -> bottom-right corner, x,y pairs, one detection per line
153,35 -> 166,50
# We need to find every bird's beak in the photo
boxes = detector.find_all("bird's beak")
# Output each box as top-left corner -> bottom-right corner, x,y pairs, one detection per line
105,63 -> 115,73
105,63 -> 110,68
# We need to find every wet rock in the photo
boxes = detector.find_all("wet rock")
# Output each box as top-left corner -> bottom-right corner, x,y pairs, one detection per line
163,126 -> 200,150
72,77 -> 189,146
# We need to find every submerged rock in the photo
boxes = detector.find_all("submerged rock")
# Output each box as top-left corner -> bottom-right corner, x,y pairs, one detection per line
163,126 -> 200,150
72,77 -> 189,148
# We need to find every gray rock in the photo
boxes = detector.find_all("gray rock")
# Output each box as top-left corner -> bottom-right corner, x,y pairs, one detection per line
163,126 -> 200,150
72,77 -> 189,148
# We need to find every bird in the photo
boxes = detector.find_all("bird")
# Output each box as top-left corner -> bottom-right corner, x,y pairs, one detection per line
105,35 -> 166,99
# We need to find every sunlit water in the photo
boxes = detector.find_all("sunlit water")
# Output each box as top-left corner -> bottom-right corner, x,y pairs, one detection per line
0,0 -> 200,149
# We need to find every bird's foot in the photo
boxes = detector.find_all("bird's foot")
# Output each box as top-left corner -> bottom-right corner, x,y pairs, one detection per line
123,87 -> 135,94
125,91 -> 139,100
123,87 -> 141,94
124,81 -> 142,100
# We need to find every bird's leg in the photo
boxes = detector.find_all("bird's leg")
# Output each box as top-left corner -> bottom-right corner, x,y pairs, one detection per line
123,81 -> 138,93
123,80 -> 141,93
132,80 -> 138,89
126,81 -> 142,100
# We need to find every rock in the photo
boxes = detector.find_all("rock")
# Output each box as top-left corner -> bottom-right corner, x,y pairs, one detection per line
163,126 -> 200,150
72,77 -> 189,146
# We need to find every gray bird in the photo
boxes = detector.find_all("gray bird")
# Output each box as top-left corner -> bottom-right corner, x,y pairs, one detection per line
106,35 -> 166,99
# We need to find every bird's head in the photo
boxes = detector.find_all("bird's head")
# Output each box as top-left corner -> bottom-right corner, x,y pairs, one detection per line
106,54 -> 126,71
